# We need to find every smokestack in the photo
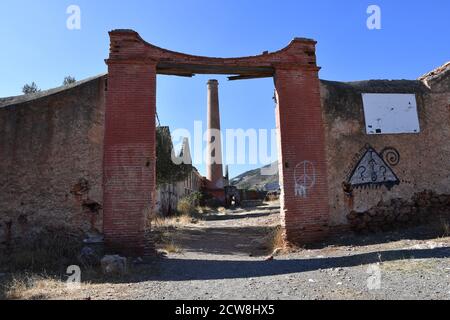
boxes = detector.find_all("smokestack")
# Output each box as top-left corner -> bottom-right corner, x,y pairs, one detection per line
224,165 -> 230,187
206,79 -> 224,189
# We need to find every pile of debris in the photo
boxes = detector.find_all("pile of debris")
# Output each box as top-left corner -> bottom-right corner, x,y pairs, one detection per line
347,190 -> 450,233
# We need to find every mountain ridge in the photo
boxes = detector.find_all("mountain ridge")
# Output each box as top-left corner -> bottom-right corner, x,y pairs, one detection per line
230,162 -> 279,191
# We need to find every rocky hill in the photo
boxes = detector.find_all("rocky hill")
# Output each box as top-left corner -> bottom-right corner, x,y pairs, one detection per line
230,162 -> 279,191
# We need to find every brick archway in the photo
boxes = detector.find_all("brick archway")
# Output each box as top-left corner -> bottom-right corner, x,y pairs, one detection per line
104,29 -> 330,256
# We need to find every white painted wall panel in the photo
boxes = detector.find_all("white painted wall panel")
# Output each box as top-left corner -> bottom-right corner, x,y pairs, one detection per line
362,93 -> 420,135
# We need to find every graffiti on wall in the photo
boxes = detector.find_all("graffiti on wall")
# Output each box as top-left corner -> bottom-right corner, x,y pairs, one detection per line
294,161 -> 316,198
380,147 -> 401,167
346,145 -> 400,190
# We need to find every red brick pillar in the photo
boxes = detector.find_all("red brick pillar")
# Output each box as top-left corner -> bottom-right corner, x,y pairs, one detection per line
103,61 -> 157,256
275,63 -> 330,245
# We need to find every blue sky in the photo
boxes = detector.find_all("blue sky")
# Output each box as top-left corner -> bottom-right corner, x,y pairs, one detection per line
1,0 -> 449,178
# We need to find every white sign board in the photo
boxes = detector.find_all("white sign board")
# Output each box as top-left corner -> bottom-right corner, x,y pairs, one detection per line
362,93 -> 420,135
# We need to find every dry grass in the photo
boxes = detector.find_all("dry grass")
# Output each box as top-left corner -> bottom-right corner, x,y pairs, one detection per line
0,267 -> 150,300
265,195 -> 280,203
152,214 -> 200,228
163,241 -> 183,254
151,215 -> 190,253
440,218 -> 450,237
381,259 -> 438,273
265,226 -> 285,255
1,273 -> 72,300
177,198 -> 196,216
217,207 -> 227,214
178,214 -> 198,225
2,229 -> 82,273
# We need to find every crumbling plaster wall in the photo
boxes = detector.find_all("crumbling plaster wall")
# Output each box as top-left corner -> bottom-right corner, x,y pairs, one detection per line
0,76 -> 106,246
320,68 -> 450,227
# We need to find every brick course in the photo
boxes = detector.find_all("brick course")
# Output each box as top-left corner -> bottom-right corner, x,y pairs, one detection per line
103,61 -> 157,256
275,65 -> 330,244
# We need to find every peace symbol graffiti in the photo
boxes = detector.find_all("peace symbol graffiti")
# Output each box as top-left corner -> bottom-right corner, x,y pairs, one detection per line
294,161 -> 316,197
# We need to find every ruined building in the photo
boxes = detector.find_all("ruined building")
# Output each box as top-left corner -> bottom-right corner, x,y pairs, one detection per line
0,29 -> 449,256
155,126 -> 203,216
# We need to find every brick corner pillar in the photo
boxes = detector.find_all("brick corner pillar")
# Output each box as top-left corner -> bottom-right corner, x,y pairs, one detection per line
274,43 -> 330,246
103,58 -> 157,257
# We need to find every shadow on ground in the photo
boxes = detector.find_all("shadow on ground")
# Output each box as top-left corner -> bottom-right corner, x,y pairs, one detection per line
203,212 -> 272,221
322,224 -> 450,249
121,246 -> 450,283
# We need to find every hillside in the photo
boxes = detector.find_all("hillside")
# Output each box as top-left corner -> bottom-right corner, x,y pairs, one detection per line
230,162 -> 279,191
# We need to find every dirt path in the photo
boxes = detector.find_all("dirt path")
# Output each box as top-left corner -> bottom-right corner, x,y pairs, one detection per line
67,204 -> 450,300
6,204 -> 450,300
154,203 -> 281,257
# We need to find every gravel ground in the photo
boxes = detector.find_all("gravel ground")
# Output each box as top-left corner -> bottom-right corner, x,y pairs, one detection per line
9,204 -> 450,300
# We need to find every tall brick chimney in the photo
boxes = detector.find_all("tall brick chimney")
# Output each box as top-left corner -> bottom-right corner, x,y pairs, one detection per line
206,79 -> 224,190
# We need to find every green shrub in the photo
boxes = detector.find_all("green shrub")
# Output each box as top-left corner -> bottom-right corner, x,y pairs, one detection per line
63,76 -> 76,86
187,192 -> 204,206
22,82 -> 40,94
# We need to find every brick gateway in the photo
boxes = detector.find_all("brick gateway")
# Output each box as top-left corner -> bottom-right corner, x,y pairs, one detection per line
104,30 -> 330,256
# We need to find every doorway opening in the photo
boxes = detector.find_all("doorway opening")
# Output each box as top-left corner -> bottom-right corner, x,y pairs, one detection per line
103,29 -> 330,256
152,73 -> 282,257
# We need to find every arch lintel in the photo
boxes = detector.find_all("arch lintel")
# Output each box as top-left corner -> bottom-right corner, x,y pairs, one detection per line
107,29 -> 319,78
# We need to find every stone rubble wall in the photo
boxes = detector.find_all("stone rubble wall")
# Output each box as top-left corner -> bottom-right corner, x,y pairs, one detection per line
347,190 -> 450,233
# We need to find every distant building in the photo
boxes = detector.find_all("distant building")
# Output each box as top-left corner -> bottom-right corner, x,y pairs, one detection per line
155,167 -> 204,216
155,126 -> 204,216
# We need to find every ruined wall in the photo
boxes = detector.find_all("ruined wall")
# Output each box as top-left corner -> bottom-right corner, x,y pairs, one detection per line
321,64 -> 450,232
0,75 -> 106,247
156,169 -> 204,216
0,59 -> 448,249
